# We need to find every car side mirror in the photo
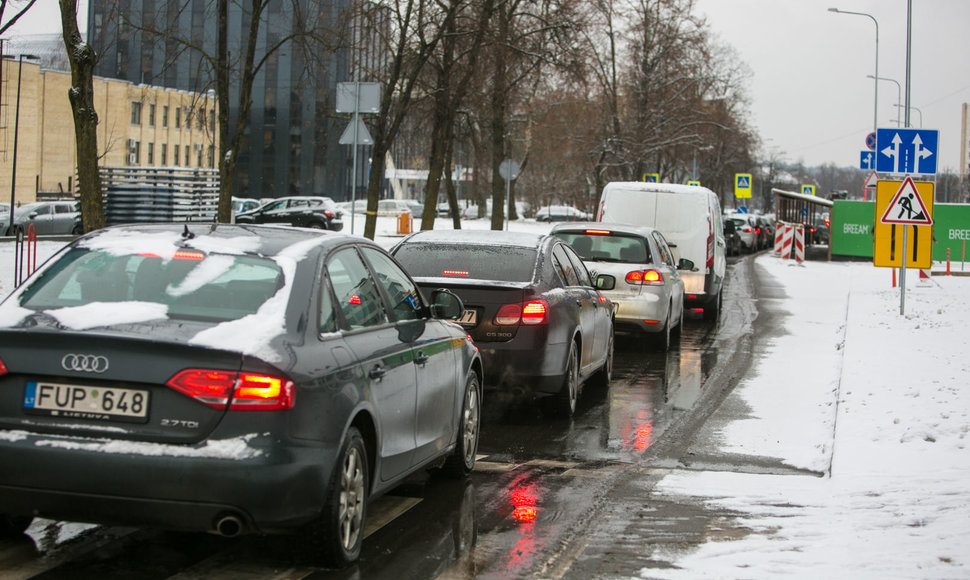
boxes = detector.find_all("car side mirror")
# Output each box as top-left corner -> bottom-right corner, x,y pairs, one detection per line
28,212 -> 38,220
430,288 -> 464,320
677,258 -> 696,272
595,274 -> 616,291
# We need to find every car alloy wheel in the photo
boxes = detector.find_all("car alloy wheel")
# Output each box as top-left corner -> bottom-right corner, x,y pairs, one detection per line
442,372 -> 481,477
307,426 -> 368,567
338,442 -> 365,551
558,342 -> 580,417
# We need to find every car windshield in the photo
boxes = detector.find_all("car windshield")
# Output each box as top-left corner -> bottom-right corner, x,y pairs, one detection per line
554,232 -> 652,264
394,243 -> 537,282
17,247 -> 284,322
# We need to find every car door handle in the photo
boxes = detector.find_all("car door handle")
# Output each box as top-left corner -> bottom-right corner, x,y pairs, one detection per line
414,351 -> 429,366
368,365 -> 386,381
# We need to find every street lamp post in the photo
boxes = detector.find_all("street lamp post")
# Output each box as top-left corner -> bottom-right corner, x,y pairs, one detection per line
894,104 -> 922,128
868,74 -> 901,127
829,8 -> 879,144
6,53 -> 39,235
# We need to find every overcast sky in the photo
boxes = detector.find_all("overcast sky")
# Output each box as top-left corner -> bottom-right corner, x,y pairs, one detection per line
7,0 -> 970,172
695,0 -> 970,172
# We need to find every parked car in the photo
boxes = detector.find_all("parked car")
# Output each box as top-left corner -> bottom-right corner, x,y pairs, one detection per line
5,201 -> 80,236
231,197 -> 261,215
551,222 -> 689,350
235,196 -> 343,231
724,214 -> 758,253
723,219 -> 743,257
534,205 -> 590,222
598,182 -> 726,321
390,229 -> 615,416
0,223 -> 481,567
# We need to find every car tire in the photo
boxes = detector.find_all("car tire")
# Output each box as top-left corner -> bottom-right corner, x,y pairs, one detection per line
654,309 -> 672,351
551,341 -> 580,417
702,290 -> 722,322
589,325 -> 614,389
305,427 -> 368,567
441,371 -> 481,478
0,515 -> 31,538
671,302 -> 684,342
72,223 -> 83,236
307,221 -> 326,230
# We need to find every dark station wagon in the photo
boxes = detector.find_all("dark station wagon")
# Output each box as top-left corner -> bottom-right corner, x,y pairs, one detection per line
0,223 -> 481,567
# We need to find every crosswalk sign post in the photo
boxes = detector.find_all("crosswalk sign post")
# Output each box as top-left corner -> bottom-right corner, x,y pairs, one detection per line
734,173 -> 752,199
874,177 -> 935,316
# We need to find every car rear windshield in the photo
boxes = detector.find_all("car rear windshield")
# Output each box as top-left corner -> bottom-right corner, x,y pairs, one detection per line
394,243 -> 537,282
554,232 -> 653,264
18,247 -> 284,322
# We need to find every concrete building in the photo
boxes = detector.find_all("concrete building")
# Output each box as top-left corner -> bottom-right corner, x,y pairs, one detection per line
87,0 -> 362,201
0,58 -> 217,205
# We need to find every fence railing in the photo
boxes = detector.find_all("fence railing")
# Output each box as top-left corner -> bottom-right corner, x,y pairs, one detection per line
98,166 -> 220,225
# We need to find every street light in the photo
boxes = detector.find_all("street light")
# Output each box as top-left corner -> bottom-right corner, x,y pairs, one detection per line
5,53 -> 39,236
894,104 -> 922,128
829,8 -> 879,143
867,74 -> 901,127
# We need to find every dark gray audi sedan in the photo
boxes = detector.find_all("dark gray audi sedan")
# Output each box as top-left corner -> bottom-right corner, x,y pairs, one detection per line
0,223 -> 482,567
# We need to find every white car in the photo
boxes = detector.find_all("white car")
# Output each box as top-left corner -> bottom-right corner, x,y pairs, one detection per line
724,213 -> 758,252
551,222 -> 689,350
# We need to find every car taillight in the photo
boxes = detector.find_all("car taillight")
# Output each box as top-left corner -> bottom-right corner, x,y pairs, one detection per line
625,270 -> 664,285
495,301 -> 548,325
324,211 -> 335,218
443,270 -> 469,277
0,355 -> 7,376
167,369 -> 295,411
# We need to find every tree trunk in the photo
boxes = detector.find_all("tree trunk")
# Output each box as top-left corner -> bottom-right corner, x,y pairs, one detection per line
60,0 -> 104,233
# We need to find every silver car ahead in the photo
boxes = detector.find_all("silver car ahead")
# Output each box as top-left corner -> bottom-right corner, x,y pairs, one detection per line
551,222 -> 690,351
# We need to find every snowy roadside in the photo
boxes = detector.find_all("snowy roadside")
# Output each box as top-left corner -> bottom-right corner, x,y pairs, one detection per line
647,256 -> 970,579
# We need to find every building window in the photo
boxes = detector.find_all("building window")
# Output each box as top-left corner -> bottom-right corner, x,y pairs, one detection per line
196,144 -> 203,167
173,144 -> 179,166
185,145 -> 190,166
208,145 -> 215,168
175,107 -> 181,129
184,106 -> 192,131
147,142 -> 154,165
161,143 -> 167,165
148,104 -> 156,127
162,105 -> 169,128
209,108 -> 215,134
130,101 -> 142,125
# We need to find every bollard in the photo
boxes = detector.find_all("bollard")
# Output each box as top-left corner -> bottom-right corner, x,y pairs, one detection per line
947,248 -> 951,276
396,210 -> 413,235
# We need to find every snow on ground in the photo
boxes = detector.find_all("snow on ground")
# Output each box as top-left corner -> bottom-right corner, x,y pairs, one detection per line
648,257 -> 970,579
3,217 -> 970,578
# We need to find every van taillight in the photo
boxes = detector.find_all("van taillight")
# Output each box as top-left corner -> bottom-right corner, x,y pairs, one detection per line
167,369 -> 295,411
495,301 -> 548,325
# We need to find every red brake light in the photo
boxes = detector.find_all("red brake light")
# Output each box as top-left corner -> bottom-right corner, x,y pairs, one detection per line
443,270 -> 469,277
348,294 -> 361,305
626,270 -> 663,285
0,356 -> 7,376
494,301 -> 548,325
174,250 -> 205,260
521,301 -> 547,325
584,229 -> 611,235
167,369 -> 294,411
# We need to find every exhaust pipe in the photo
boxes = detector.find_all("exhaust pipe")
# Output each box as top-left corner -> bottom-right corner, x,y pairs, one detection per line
214,514 -> 244,537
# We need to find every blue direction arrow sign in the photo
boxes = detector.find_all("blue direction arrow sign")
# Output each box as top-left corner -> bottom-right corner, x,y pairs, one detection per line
860,150 -> 875,170
875,128 -> 939,175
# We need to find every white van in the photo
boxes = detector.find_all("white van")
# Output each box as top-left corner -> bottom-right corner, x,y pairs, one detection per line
597,182 -> 726,320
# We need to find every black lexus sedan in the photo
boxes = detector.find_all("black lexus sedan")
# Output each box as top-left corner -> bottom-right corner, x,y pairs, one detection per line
235,196 -> 344,231
391,230 -> 615,416
0,223 -> 482,567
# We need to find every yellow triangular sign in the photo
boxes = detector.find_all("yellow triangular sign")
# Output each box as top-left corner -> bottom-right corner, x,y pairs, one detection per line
879,177 -> 933,226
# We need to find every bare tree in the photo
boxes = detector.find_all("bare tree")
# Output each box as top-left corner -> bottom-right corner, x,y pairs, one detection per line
0,0 -> 38,35
415,0 -> 495,231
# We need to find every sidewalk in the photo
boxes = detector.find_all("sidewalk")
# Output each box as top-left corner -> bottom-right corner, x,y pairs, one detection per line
641,255 -> 970,578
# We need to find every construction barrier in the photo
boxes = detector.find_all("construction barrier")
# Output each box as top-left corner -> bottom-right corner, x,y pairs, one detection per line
774,222 -> 804,262
774,223 -> 786,255
793,226 -> 805,263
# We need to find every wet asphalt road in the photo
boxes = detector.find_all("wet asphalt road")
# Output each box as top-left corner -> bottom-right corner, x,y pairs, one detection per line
0,253 -> 762,580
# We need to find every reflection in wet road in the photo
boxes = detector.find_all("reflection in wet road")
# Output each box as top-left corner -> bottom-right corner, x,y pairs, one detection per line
1,258 -> 757,579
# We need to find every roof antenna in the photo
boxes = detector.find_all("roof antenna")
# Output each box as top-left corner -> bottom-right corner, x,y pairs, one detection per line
182,224 -> 195,239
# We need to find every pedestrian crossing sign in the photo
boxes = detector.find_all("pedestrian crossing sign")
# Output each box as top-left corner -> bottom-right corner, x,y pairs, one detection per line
879,177 -> 933,226
734,173 -> 752,198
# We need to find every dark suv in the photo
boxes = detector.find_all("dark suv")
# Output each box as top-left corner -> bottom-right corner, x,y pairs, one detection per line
235,196 -> 344,230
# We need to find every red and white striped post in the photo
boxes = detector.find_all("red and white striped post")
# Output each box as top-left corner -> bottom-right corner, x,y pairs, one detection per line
794,226 -> 805,263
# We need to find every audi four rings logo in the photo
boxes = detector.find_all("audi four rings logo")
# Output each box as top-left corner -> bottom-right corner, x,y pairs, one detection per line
61,354 -> 110,373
